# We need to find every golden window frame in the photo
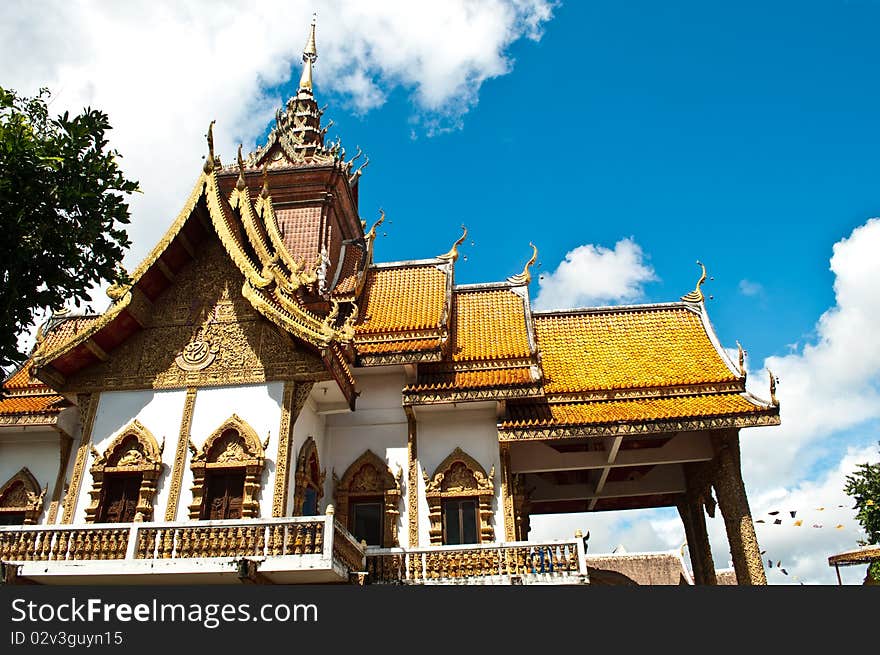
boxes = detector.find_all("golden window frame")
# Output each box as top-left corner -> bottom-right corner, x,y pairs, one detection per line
292,437 -> 325,516
188,414 -> 266,520
333,450 -> 402,547
0,467 -> 46,525
85,420 -> 164,523
423,447 -> 495,545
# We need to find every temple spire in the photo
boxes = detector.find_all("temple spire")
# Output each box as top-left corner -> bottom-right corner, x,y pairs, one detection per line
298,14 -> 318,93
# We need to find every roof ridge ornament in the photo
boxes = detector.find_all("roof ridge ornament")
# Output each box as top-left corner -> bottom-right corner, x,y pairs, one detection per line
204,120 -> 216,174
236,144 -> 246,191
767,369 -> 779,406
437,225 -> 467,262
736,340 -> 746,378
507,243 -> 538,285
366,209 -> 385,242
680,260 -> 707,303
260,162 -> 270,199
299,13 -> 318,93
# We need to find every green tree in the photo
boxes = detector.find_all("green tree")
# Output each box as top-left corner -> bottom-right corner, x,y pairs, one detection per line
843,442 -> 880,582
0,86 -> 138,369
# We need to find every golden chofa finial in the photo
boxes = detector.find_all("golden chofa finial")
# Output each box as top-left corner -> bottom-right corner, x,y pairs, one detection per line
680,260 -> 707,303
437,225 -> 467,262
366,209 -> 385,241
260,162 -> 270,199
736,340 -> 746,377
203,119 -> 216,173
236,144 -> 246,191
507,243 -> 538,285
767,368 -> 779,406
299,14 -> 318,92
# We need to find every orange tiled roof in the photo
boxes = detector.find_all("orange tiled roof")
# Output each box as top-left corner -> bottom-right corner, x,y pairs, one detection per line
355,264 -> 448,335
535,307 -> 737,395
332,243 -> 364,296
450,289 -> 531,362
405,367 -> 536,392
501,393 -> 768,429
356,339 -> 444,355
0,394 -> 68,416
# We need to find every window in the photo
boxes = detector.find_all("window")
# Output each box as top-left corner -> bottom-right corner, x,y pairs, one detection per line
350,498 -> 383,546
201,469 -> 245,520
0,512 -> 26,526
302,487 -> 318,516
442,498 -> 478,545
97,473 -> 143,523
0,468 -> 46,526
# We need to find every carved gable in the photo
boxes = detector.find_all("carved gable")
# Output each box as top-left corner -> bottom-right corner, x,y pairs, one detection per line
66,238 -> 329,391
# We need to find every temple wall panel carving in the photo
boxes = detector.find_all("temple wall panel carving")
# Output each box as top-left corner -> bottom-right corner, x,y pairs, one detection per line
0,434 -> 58,526
63,239 -> 328,393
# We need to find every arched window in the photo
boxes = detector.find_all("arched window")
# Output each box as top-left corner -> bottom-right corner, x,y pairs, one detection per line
293,437 -> 324,516
188,415 -> 266,520
333,450 -> 401,547
86,421 -> 163,523
423,448 -> 495,546
0,468 -> 46,525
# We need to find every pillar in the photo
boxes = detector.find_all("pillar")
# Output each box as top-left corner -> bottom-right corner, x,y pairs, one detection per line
711,431 -> 767,585
677,485 -> 717,585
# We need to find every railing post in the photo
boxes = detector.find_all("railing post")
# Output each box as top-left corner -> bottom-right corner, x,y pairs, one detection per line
575,536 -> 588,576
324,509 -> 334,561
125,524 -> 139,560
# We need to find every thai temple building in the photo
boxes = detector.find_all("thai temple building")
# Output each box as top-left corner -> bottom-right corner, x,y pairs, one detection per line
0,20 -> 780,586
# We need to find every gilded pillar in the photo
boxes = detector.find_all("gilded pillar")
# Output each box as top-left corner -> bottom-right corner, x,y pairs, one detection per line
46,430 -> 74,524
406,409 -> 419,547
711,431 -> 767,585
165,387 -> 197,521
499,443 -> 516,541
272,382 -> 312,517
61,393 -> 100,524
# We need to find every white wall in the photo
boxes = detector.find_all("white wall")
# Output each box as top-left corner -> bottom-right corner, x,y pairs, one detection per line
187,382 -> 284,520
0,429 -> 61,525
324,370 -> 409,542
73,389 -> 187,524
415,406 -> 504,545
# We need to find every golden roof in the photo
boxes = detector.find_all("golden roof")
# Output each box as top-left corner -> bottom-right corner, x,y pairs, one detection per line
450,288 -> 532,362
534,306 -> 738,395
405,367 -> 536,392
501,393 -> 770,429
355,264 -> 448,335
0,394 -> 68,416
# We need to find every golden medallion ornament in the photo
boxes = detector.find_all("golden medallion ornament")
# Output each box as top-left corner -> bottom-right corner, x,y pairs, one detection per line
175,336 -> 218,372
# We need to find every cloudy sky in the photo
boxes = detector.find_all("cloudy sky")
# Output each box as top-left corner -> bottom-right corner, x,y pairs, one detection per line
4,1 -> 879,584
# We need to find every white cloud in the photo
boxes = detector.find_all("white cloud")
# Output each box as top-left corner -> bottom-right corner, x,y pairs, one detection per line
0,0 -> 555,273
742,218 -> 880,489
738,279 -> 763,296
533,238 -> 657,310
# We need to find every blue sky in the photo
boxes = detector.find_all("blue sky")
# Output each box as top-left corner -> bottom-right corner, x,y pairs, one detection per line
4,1 -> 879,583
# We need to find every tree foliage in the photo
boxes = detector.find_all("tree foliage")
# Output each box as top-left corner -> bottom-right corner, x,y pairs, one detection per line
843,442 -> 880,581
0,86 -> 138,368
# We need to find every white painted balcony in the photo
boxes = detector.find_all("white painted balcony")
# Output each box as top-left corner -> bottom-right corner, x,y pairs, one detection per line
0,515 -> 365,584
365,539 -> 590,585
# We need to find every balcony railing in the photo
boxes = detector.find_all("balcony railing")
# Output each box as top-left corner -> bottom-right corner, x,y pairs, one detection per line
366,539 -> 589,585
0,515 -> 365,584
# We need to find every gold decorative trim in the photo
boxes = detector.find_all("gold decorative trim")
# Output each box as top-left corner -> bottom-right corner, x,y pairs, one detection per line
545,380 -> 746,403
272,382 -> 314,517
293,436 -> 325,515
85,419 -> 164,523
498,412 -> 782,442
188,414 -> 267,520
357,350 -> 445,367
164,388 -> 197,521
422,447 -> 495,545
0,468 -> 47,525
499,443 -> 516,542
333,450 -> 402,547
46,432 -> 73,524
507,242 -> 538,286
406,411 -> 419,548
403,383 -> 543,406
437,225 -> 467,263
61,393 -> 99,524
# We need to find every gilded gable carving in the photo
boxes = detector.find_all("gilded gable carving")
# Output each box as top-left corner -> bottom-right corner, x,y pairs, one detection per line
64,239 -> 329,391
